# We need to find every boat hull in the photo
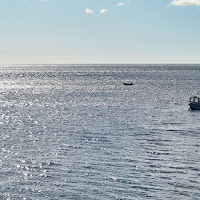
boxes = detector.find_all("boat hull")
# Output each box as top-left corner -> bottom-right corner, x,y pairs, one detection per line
189,102 -> 200,110
123,83 -> 133,85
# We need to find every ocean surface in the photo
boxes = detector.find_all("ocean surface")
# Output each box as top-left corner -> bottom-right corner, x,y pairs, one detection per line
0,64 -> 200,200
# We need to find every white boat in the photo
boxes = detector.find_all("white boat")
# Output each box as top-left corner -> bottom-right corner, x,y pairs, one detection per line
189,96 -> 200,110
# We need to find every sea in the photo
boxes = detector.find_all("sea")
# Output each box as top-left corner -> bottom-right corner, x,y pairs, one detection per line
0,64 -> 200,200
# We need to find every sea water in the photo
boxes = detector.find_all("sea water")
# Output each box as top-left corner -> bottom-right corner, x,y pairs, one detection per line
0,64 -> 200,199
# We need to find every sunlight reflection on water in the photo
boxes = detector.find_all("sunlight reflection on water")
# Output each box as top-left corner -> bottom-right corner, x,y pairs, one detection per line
0,64 -> 200,199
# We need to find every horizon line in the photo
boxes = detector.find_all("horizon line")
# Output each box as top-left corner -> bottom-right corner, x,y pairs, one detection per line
1,63 -> 200,65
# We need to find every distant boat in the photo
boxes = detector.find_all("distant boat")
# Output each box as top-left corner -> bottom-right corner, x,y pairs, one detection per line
189,96 -> 200,110
123,82 -> 133,86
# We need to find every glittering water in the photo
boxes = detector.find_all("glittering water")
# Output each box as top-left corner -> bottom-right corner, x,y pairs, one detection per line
0,64 -> 200,199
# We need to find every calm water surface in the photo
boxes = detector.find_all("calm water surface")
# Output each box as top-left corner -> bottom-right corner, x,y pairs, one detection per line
0,64 -> 200,199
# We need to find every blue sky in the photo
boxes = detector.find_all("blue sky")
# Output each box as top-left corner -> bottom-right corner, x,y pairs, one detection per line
0,0 -> 200,64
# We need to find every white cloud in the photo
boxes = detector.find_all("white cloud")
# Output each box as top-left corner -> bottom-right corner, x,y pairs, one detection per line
169,0 -> 200,6
85,9 -> 94,14
117,2 -> 125,6
100,9 -> 108,14
40,0 -> 48,1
